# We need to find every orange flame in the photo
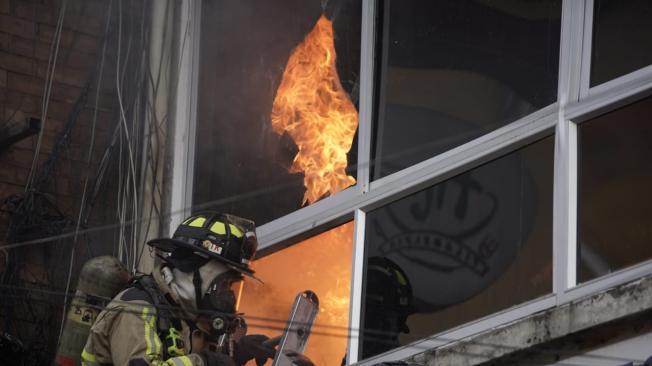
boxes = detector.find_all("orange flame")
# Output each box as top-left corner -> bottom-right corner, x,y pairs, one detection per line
271,15 -> 358,205
238,222 -> 354,366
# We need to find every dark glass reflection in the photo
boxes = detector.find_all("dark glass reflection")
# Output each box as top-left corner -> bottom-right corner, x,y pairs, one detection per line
371,0 -> 561,179
591,0 -> 652,86
361,136 -> 554,359
193,0 -> 361,225
578,96 -> 652,283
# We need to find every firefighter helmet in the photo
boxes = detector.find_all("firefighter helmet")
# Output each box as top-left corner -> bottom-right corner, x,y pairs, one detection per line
362,256 -> 415,359
147,212 -> 258,277
366,256 -> 413,314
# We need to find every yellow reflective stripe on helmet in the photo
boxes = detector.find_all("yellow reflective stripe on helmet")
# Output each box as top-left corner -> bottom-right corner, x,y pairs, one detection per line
210,221 -> 226,234
395,270 -> 408,286
81,348 -> 100,366
208,221 -> 244,238
188,217 -> 206,227
141,307 -> 162,357
229,224 -> 243,238
167,356 -> 194,366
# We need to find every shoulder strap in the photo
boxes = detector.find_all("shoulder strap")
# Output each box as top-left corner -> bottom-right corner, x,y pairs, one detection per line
132,275 -> 190,358
131,276 -> 177,330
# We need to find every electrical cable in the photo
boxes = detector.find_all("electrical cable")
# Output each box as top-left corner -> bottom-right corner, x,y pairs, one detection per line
116,109 -> 124,260
24,0 -> 69,192
0,2 -> 136,363
129,0 -> 148,273
1,3 -> 646,365
115,0 -> 140,271
134,0 -> 172,272
3,0 -> 90,354
1,176 -> 304,252
0,283 -> 648,366
57,0 -> 114,344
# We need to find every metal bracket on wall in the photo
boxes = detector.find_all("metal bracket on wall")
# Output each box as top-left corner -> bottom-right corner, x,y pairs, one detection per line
0,117 -> 42,153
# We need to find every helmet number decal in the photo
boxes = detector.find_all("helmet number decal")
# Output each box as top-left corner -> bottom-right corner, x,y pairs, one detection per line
202,240 -> 223,255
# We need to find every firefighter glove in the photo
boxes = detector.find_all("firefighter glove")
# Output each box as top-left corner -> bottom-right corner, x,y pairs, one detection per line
233,334 -> 277,366
285,351 -> 315,366
199,350 -> 237,366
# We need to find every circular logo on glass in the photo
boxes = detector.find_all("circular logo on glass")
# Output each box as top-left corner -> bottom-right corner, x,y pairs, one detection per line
366,152 -> 538,312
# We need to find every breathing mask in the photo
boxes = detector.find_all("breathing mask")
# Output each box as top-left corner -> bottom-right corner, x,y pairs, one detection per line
199,270 -> 246,337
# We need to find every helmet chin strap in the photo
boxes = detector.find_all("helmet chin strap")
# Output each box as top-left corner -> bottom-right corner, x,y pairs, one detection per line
193,270 -> 203,312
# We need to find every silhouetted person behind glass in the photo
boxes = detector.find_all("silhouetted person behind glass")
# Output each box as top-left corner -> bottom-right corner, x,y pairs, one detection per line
361,257 -> 415,359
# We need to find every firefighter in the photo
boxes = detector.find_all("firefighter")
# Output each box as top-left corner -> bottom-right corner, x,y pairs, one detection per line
361,257 -> 415,359
81,212 -> 277,366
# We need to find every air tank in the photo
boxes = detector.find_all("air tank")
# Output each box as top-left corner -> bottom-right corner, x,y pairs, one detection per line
54,256 -> 129,366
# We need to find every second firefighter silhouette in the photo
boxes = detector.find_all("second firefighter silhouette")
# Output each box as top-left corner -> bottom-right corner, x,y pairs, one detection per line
361,257 -> 415,359
82,212 -> 276,366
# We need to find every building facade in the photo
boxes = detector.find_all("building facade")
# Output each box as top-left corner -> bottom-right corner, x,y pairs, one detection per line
1,0 -> 651,365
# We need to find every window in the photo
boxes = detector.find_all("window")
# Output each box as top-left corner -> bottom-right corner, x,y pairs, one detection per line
371,0 -> 561,179
577,96 -> 652,283
239,222 -> 354,366
361,136 -> 554,358
193,0 -> 362,225
168,0 -> 652,364
590,0 -> 652,86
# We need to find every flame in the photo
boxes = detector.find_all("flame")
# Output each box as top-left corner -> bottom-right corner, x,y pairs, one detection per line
238,222 -> 354,366
271,15 -> 358,205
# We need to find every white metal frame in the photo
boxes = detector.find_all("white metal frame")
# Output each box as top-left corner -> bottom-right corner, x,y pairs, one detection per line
168,0 -> 202,235
578,0 -> 593,100
558,0 -> 652,303
355,0 -> 376,195
554,0 -> 584,295
347,209 -> 368,365
579,0 -> 652,100
168,0 -> 652,363
354,295 -> 558,366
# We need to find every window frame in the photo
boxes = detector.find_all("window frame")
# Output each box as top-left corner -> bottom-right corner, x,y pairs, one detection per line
166,0 -> 652,364
579,0 -> 652,99
168,0 -> 203,234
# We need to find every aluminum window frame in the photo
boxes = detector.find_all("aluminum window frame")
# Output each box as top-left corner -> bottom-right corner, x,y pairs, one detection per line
168,0 -> 652,363
560,71 -> 652,304
556,0 -> 652,333
579,0 -> 652,98
168,0 -> 202,235
555,0 -> 585,296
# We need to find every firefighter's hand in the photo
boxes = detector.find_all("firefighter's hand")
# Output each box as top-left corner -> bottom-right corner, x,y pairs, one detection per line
234,334 -> 279,366
285,351 -> 314,366
199,350 -> 237,366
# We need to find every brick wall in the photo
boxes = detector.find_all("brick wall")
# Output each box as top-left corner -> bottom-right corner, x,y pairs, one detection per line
0,0 -> 114,226
0,0 -> 148,361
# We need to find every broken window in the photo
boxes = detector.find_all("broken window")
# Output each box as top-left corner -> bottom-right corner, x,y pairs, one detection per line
577,96 -> 652,283
238,222 -> 354,366
192,0 -> 361,225
360,136 -> 554,359
371,0 -> 561,179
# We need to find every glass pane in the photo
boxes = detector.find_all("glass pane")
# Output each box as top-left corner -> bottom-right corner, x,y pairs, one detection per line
361,136 -> 554,359
193,1 -> 361,225
577,96 -> 652,283
371,1 -> 561,179
590,0 -> 652,86
239,222 -> 353,366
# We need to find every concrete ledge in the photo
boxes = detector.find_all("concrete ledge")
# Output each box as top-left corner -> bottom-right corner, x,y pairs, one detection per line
408,274 -> 652,366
